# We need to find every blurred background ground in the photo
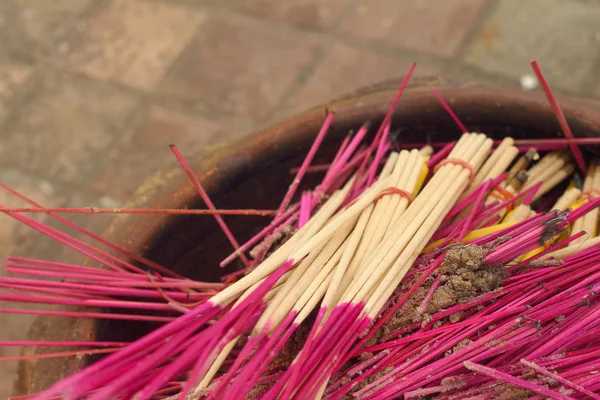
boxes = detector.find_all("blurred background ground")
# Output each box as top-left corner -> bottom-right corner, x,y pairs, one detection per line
1,0 -> 600,396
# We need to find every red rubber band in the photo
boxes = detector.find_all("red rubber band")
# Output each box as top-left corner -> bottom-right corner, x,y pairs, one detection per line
490,185 -> 515,211
490,191 -> 505,202
581,189 -> 600,200
434,158 -> 475,186
376,187 -> 414,204
494,185 -> 514,200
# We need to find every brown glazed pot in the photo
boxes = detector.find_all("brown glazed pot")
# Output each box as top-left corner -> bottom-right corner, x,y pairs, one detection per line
12,77 -> 600,395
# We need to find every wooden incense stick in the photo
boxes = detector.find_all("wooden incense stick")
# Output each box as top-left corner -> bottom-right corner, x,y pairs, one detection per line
553,188 -> 581,211
506,148 -> 538,188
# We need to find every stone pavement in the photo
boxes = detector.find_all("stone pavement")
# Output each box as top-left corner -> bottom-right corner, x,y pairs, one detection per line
1,0 -> 600,395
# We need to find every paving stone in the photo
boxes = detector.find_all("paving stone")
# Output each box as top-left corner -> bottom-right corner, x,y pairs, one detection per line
65,0 -> 205,90
226,0 -> 350,30
286,42 -> 439,115
465,0 -> 600,92
0,0 -> 93,59
0,63 -> 33,120
93,106 -> 242,200
159,13 -> 318,121
341,0 -> 485,58
0,72 -> 142,187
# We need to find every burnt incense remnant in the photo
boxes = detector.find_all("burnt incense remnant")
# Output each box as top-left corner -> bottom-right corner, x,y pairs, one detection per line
3,60 -> 600,399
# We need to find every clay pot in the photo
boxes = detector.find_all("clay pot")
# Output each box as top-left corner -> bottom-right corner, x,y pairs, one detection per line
12,77 -> 600,395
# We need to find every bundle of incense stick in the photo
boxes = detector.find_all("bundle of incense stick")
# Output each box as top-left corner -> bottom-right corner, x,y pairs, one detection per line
2,60 -> 600,400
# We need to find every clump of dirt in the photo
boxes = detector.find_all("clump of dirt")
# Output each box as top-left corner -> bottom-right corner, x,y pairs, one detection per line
424,244 -> 507,317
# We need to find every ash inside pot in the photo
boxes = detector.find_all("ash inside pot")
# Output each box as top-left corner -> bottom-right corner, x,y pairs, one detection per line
429,244 -> 507,313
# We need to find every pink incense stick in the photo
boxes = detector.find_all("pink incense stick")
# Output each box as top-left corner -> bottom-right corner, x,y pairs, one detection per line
249,214 -> 298,265
366,123 -> 391,186
0,276 -> 211,301
4,265 -> 151,284
277,111 -> 335,215
0,292 -> 176,312
0,307 -> 175,322
298,191 -> 312,228
530,59 -> 587,175
6,257 -> 134,276
0,348 -> 121,363
170,144 -> 250,268
86,321 -> 212,399
432,89 -> 468,133
2,284 -> 111,300
0,207 -> 275,216
0,341 -> 128,347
